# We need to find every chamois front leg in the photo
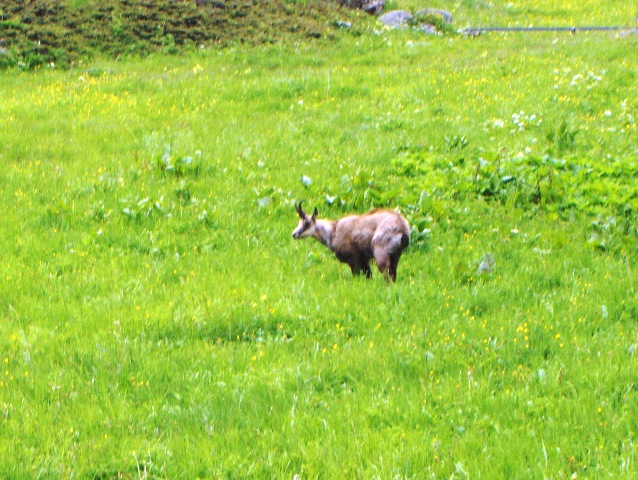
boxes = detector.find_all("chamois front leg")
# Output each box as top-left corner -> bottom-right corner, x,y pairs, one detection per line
348,260 -> 371,278
345,255 -> 371,278
362,261 -> 372,279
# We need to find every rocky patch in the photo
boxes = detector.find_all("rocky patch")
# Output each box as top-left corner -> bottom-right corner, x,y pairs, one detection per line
378,7 -> 454,34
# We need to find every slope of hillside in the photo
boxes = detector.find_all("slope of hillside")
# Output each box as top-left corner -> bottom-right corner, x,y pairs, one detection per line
0,0 -> 364,68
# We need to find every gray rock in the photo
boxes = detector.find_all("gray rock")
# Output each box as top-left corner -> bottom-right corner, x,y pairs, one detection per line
379,10 -> 413,28
618,28 -> 638,37
417,24 -> 439,35
362,0 -> 385,15
415,8 -> 453,24
478,253 -> 495,274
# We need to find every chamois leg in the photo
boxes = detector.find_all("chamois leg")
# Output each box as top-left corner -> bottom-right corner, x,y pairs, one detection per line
349,259 -> 372,278
373,249 -> 392,284
386,234 -> 408,282
388,252 -> 402,282
349,258 -> 364,276
362,262 -> 372,279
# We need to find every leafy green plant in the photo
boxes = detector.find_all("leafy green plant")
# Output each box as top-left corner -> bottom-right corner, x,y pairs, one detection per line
445,134 -> 469,152
122,196 -> 166,222
153,147 -> 204,177
390,147 -> 638,232
546,120 -> 579,155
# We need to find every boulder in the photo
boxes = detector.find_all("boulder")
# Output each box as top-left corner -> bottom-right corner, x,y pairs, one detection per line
335,21 -> 352,29
379,10 -> 413,28
415,8 -> 453,24
417,24 -> 439,35
362,0 -> 385,15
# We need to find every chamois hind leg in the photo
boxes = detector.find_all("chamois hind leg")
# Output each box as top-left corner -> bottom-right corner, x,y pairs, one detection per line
373,248 -> 392,284
386,233 -> 409,282
388,252 -> 402,282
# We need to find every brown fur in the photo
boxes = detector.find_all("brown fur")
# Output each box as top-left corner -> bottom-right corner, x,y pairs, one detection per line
292,202 -> 410,283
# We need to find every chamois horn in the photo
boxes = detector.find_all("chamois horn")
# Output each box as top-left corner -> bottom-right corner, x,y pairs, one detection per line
295,200 -> 306,218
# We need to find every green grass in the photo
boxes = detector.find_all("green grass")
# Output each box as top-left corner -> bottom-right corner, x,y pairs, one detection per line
1,5 -> 638,478
398,0 -> 637,27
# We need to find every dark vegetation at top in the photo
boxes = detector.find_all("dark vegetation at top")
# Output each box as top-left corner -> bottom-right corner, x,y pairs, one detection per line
0,0 -> 363,69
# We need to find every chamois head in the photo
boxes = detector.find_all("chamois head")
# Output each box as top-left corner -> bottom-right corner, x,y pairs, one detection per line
291,201 -> 319,239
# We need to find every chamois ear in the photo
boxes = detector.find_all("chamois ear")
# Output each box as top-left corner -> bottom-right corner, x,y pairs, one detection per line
312,207 -> 318,219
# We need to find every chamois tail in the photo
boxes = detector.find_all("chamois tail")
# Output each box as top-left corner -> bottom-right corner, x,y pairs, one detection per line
400,232 -> 410,249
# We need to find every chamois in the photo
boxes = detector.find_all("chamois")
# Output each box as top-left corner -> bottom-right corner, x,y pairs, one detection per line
291,201 -> 410,283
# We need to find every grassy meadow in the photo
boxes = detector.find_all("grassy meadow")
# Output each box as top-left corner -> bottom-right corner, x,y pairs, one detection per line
1,2 -> 638,478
